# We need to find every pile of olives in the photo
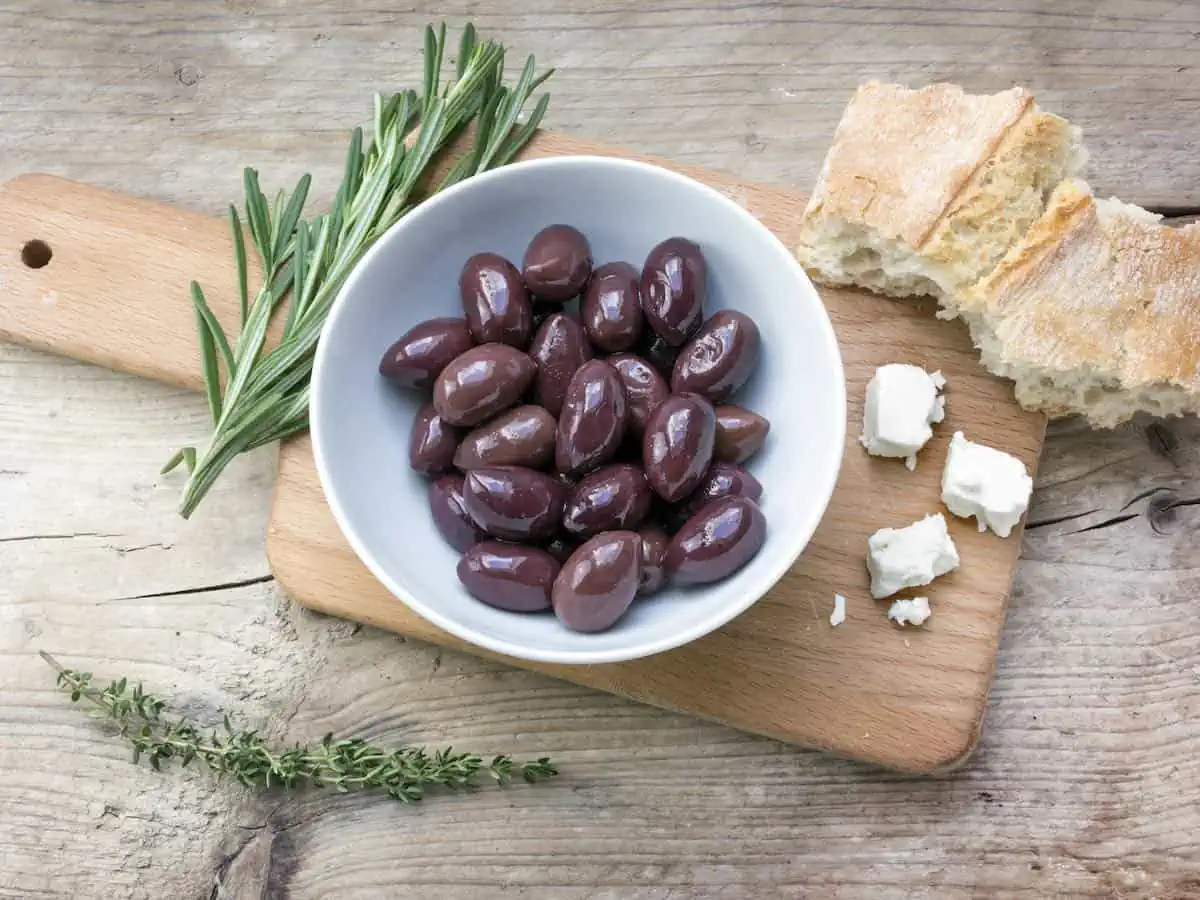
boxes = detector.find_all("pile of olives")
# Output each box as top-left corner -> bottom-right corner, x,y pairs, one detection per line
379,225 -> 771,634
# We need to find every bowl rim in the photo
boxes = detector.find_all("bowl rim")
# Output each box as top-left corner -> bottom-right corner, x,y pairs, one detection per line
311,154 -> 846,665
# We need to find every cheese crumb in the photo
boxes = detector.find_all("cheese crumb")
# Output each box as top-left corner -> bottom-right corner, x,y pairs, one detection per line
830,593 -> 847,627
859,364 -> 946,470
941,431 -> 1033,538
867,513 -> 959,599
888,597 -> 932,627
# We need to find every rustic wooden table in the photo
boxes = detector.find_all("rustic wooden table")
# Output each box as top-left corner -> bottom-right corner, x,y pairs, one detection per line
2,3 -> 1198,898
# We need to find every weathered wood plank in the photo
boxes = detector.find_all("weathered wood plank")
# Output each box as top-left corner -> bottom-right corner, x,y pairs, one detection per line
1,2 -> 1198,898
1,0 -> 1199,211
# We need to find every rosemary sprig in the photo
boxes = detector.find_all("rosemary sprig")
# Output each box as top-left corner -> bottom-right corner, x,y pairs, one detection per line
41,652 -> 557,804
164,22 -> 553,516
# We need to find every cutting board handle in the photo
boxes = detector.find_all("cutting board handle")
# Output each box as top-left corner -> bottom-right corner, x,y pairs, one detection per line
0,173 -> 245,392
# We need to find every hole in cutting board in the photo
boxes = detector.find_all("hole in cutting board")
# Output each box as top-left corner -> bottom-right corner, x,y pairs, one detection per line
21,240 -> 52,269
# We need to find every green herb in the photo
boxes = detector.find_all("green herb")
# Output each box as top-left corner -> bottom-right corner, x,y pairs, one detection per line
41,652 -> 557,804
163,22 -> 553,516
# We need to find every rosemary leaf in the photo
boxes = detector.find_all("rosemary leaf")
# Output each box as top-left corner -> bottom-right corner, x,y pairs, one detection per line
191,282 -> 235,376
229,206 -> 250,327
457,23 -> 477,79
191,284 -> 224,425
242,169 -> 272,270
272,173 -> 312,266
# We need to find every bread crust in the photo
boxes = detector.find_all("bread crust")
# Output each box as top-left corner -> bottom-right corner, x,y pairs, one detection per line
803,82 -> 1034,250
965,180 -> 1200,419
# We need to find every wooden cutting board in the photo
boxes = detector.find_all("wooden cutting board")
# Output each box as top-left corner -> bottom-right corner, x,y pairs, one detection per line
0,132 -> 1045,773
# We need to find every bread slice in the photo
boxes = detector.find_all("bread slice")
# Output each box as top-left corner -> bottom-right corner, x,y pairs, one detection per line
954,180 -> 1200,427
795,82 -> 1087,301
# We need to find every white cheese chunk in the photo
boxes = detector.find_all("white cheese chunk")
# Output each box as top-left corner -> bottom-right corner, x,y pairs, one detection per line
830,593 -> 847,627
866,513 -> 959,599
887,596 -> 931,627
859,364 -> 946,470
940,431 -> 1033,538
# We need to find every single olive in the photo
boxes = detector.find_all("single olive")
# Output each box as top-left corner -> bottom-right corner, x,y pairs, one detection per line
379,317 -> 474,391
409,401 -> 460,476
555,360 -> 628,476
458,541 -> 559,612
528,313 -> 591,418
713,405 -> 771,464
641,392 -> 717,503
665,496 -> 766,586
432,344 -> 536,427
671,310 -> 761,403
551,531 -> 641,633
462,466 -> 567,541
582,261 -> 643,352
460,252 -> 532,347
562,464 -> 652,537
453,405 -> 556,471
521,225 -> 592,301
641,237 -> 707,346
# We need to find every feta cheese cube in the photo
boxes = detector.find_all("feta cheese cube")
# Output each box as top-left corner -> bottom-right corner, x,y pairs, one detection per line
859,364 -> 946,470
941,431 -> 1033,538
830,593 -> 847,627
887,596 -> 931,627
866,513 -> 959,599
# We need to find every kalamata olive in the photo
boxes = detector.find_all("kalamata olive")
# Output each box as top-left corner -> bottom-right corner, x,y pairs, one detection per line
556,360 -> 628,476
637,331 -> 680,378
582,262 -> 642,352
680,463 -> 763,517
542,536 -> 580,564
522,224 -> 592,301
528,313 -> 590,417
409,402 -> 460,476
671,310 -> 761,402
454,405 -> 556,471
460,252 -> 532,347
433,344 -> 536,427
457,541 -> 559,612
378,317 -> 474,391
609,353 -> 669,436
641,237 -> 707,346
552,531 -> 641,633
666,496 -> 766,585
429,474 -> 484,552
642,392 -> 716,502
637,524 -> 669,596
562,464 -> 652,537
462,466 -> 566,541
714,405 -> 771,464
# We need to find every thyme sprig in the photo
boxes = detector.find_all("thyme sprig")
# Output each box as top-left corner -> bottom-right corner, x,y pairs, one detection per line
41,652 -> 557,804
164,22 -> 552,517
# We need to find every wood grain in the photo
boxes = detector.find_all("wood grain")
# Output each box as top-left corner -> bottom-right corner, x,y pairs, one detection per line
1,2 -> 1198,898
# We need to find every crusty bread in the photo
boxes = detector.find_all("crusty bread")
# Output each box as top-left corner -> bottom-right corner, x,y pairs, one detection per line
953,180 -> 1200,427
795,82 -> 1087,301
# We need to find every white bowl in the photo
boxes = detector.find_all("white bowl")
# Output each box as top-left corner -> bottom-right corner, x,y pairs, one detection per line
311,156 -> 845,665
